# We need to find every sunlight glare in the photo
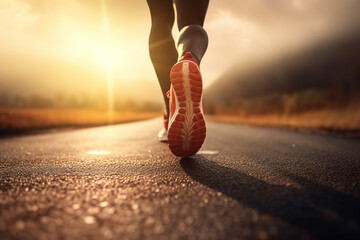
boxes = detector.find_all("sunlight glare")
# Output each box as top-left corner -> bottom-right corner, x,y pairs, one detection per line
86,150 -> 112,155
88,43 -> 119,69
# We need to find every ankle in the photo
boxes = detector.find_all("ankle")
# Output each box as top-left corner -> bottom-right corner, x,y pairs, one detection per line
179,52 -> 200,65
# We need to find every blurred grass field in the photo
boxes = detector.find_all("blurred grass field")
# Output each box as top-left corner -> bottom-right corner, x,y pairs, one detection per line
207,102 -> 360,136
0,108 -> 159,134
1,105 -> 359,136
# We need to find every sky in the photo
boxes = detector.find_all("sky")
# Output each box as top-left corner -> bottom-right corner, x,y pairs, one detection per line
0,0 -> 359,101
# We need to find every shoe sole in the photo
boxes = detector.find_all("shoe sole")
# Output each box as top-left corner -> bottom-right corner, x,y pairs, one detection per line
168,61 -> 206,157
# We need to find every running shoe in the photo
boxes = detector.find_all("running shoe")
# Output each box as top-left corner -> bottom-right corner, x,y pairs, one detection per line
167,52 -> 206,157
157,113 -> 168,142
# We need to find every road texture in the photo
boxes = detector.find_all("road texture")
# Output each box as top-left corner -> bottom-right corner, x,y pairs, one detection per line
0,118 -> 359,240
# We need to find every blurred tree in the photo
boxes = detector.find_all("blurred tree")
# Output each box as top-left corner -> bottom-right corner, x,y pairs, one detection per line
0,93 -> 10,107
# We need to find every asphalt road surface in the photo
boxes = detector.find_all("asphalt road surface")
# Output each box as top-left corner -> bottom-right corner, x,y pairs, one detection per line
0,118 -> 359,240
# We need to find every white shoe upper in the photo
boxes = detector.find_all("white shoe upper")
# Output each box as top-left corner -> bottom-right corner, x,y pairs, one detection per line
157,127 -> 168,142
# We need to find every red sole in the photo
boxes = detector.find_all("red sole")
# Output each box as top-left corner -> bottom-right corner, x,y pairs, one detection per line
168,61 -> 206,157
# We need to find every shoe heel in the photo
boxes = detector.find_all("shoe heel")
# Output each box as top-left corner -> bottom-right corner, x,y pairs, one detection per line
168,61 -> 206,157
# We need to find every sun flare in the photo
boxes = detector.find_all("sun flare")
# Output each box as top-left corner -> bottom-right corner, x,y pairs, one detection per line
85,40 -> 121,69
86,150 -> 112,155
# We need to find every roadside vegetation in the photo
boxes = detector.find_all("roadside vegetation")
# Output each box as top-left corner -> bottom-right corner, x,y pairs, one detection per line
0,108 -> 160,134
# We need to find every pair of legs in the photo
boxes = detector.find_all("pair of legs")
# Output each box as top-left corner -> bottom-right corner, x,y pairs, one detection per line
146,0 -> 209,118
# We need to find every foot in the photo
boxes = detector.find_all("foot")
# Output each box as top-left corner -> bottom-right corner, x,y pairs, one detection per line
158,114 -> 168,142
167,52 -> 206,157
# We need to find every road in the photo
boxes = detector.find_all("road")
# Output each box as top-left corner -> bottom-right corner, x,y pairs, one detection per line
0,118 -> 359,240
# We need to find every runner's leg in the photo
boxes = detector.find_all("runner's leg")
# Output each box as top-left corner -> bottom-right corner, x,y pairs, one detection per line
146,0 -> 177,118
174,0 -> 209,64
166,0 -> 209,156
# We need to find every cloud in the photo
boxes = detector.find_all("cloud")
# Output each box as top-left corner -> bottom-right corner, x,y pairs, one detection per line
210,0 -> 360,27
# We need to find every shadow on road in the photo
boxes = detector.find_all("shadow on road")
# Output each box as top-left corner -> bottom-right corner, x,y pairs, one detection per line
180,156 -> 360,239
